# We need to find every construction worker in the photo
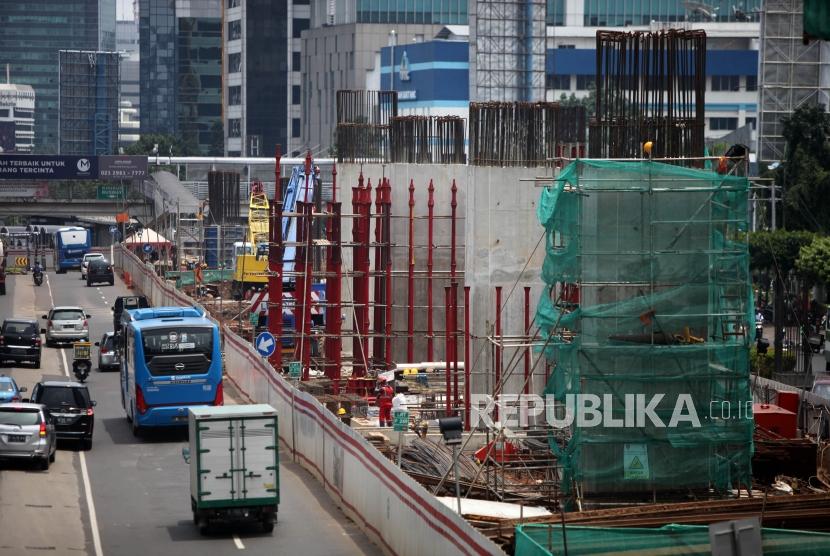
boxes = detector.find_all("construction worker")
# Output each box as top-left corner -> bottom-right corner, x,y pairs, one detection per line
376,377 -> 394,427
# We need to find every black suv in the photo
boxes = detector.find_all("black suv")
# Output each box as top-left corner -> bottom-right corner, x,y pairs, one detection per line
112,295 -> 150,333
87,259 -> 114,287
30,379 -> 96,450
0,318 -> 42,368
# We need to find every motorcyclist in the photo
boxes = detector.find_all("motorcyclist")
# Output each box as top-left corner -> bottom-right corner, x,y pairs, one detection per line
32,261 -> 44,284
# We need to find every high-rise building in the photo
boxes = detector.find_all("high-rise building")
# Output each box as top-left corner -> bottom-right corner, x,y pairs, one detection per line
0,83 -> 36,153
117,18 -> 140,114
300,0 -> 465,155
0,0 -> 116,153
176,0 -> 222,154
224,0 -> 301,156
59,50 -> 120,155
139,0 -> 222,152
139,0 -> 176,135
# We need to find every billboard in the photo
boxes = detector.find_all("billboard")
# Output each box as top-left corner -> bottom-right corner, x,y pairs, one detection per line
0,155 -> 98,179
99,155 -> 148,180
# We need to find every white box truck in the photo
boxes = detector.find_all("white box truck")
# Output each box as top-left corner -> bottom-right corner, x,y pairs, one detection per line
184,404 -> 279,533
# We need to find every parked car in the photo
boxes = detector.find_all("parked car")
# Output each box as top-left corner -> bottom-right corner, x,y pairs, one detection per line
42,306 -> 90,346
29,380 -> 95,450
0,402 -> 57,469
813,377 -> 830,401
86,259 -> 114,287
0,375 -> 26,403
80,253 -> 105,280
96,332 -> 119,371
112,295 -> 150,334
0,318 -> 42,367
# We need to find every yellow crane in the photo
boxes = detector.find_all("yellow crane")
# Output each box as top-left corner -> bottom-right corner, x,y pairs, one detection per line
231,180 -> 270,299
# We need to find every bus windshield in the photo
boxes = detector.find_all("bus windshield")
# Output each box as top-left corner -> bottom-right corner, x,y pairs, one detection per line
142,326 -> 213,359
59,229 -> 88,245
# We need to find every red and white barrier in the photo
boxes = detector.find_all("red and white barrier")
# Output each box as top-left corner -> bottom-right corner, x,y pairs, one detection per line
113,245 -> 501,556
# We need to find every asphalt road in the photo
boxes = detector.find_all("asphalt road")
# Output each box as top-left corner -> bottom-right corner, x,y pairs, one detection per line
0,270 -> 381,556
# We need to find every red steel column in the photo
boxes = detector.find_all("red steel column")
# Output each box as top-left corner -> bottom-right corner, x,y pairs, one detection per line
361,179 -> 372,374
427,179 -> 435,361
464,285 -> 471,431
324,201 -> 342,391
407,179 -> 415,362
301,202 -> 314,378
372,178 -> 384,366
495,286 -> 502,421
445,285 -> 452,416
450,179 -> 457,279
268,145 -> 283,371
294,200 -> 308,373
351,175 -> 365,376
383,178 -> 393,366
524,286 -> 531,395
452,281 -> 459,407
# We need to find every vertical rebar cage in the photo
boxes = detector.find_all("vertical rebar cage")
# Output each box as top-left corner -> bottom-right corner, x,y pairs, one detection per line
335,90 -> 398,163
589,30 -> 707,163
536,159 -> 753,499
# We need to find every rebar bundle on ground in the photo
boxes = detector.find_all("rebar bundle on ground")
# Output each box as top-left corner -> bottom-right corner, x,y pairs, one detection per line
389,116 -> 466,164
468,102 -> 586,166
589,29 -> 706,162
335,90 -> 398,163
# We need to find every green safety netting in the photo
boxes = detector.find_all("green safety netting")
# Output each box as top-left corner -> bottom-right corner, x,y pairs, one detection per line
515,524 -> 830,556
536,160 -> 753,498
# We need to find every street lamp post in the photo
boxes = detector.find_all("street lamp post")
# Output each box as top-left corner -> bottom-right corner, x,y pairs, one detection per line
389,30 -> 397,92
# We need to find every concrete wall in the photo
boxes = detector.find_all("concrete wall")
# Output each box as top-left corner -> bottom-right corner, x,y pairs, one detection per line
336,163 -> 549,398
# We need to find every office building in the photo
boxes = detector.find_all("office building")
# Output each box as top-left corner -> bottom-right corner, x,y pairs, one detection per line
177,2 -> 222,154
139,0 -> 176,135
0,82 -> 35,153
59,50 -> 120,155
301,0 -> 466,155
117,18 -> 140,115
0,0 -> 116,153
224,0 -> 306,157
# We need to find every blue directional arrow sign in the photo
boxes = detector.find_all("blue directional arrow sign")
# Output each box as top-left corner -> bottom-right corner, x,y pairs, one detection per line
142,243 -> 152,254
255,331 -> 277,358
109,225 -> 118,234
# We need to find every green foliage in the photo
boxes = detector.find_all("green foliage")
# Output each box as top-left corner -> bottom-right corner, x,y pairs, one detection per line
748,229 -> 816,276
796,236 -> 830,285
124,133 -> 199,157
779,105 -> 830,232
750,346 -> 796,377
558,90 -> 595,118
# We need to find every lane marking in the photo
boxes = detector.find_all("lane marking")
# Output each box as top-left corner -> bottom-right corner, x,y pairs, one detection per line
233,535 -> 245,550
47,274 -> 105,556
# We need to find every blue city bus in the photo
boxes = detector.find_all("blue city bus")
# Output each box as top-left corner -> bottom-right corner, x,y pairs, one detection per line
54,226 -> 91,273
120,306 -> 223,435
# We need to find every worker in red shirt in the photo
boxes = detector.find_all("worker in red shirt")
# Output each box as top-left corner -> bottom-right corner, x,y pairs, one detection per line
376,377 -> 394,427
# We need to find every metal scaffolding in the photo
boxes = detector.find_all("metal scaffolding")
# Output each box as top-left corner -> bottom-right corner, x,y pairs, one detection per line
58,50 -> 120,155
758,0 -> 830,162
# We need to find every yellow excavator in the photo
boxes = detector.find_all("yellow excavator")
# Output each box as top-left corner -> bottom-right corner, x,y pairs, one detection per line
230,180 -> 270,299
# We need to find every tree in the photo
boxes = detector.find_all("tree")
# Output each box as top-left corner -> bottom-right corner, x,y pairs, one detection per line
749,230 -> 816,278
796,236 -> 830,286
778,105 -> 830,232
124,134 -> 199,157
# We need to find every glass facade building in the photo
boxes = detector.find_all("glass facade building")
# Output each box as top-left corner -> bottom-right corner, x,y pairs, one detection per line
548,0 -> 762,26
356,0 -> 466,24
139,0 -> 176,135
0,0 -> 116,153
177,17 -> 222,154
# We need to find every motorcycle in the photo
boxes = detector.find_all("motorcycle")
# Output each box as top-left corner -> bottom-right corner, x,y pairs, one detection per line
72,341 -> 92,383
33,269 -> 43,286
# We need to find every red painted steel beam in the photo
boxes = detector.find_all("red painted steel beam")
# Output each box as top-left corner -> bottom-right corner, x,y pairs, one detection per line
427,179 -> 435,361
407,179 -> 415,362
464,285 -> 471,431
